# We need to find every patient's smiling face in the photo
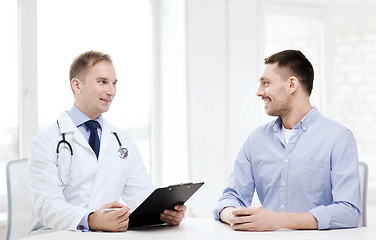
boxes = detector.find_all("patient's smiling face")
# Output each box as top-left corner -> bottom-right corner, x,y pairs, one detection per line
256,63 -> 292,118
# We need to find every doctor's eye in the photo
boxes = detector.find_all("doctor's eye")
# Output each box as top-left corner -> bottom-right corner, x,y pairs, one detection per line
97,78 -> 109,85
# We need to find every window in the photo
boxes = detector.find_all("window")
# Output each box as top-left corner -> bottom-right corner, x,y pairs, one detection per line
332,13 -> 376,181
0,0 -> 18,209
37,0 -> 152,171
264,14 -> 322,108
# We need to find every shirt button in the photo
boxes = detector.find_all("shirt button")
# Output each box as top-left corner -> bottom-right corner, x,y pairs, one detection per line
281,204 -> 285,209
282,182 -> 286,187
284,159 -> 288,163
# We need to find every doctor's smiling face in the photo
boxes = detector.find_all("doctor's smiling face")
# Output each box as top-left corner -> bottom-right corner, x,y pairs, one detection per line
72,60 -> 117,120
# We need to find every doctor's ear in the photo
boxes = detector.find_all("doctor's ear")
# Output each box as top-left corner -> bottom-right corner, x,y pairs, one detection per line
71,78 -> 82,95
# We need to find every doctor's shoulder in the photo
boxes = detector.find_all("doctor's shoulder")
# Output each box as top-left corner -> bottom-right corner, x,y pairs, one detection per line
32,119 -> 62,147
29,120 -> 63,166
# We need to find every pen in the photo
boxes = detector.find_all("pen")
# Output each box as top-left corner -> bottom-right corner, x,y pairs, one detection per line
101,208 -> 120,212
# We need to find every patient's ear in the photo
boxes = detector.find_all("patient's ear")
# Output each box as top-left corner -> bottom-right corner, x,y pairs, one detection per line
288,76 -> 299,94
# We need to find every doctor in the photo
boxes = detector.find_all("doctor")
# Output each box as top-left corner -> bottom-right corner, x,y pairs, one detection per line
29,50 -> 186,235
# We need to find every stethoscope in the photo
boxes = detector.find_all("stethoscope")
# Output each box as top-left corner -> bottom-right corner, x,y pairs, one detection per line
56,120 -> 128,186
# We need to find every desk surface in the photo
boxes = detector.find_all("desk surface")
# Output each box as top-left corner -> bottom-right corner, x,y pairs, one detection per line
22,218 -> 374,240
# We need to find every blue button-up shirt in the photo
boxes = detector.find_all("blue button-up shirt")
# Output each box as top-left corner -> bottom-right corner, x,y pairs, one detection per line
213,107 -> 361,229
69,105 -> 103,142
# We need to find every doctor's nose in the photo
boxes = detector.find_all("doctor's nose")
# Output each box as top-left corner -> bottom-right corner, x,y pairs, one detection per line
106,84 -> 116,96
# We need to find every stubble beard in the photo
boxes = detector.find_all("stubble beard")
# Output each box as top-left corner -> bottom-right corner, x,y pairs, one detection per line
265,98 -> 291,118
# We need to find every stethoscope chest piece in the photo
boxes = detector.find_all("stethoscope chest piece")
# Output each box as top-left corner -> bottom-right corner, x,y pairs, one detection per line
112,131 -> 129,159
118,147 -> 128,159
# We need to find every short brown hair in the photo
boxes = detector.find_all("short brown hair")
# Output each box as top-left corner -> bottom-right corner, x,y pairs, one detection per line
69,50 -> 113,81
264,50 -> 314,96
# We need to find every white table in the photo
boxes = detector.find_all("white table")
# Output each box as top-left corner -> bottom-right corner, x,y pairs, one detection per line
21,218 -> 374,240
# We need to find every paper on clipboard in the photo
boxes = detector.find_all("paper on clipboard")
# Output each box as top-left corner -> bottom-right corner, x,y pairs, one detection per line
128,182 -> 204,228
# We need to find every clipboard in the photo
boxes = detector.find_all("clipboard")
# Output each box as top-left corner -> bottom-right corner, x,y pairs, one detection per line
128,182 -> 204,228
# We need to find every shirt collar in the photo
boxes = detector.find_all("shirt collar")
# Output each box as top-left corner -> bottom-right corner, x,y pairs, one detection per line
273,106 -> 319,133
68,105 -> 103,129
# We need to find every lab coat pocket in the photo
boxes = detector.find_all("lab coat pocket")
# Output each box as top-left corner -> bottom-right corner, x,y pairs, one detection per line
105,158 -> 131,196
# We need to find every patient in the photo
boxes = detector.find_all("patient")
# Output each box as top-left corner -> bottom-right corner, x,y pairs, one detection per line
213,49 -> 361,231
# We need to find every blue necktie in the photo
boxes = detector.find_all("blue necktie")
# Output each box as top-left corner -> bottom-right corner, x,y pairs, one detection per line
84,120 -> 100,158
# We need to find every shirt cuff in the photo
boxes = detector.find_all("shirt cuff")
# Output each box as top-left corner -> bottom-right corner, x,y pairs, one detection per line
77,212 -> 92,232
213,199 -> 241,221
309,206 -> 331,230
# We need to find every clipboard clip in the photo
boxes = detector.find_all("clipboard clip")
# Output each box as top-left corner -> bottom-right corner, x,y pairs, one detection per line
168,182 -> 193,188
168,182 -> 194,190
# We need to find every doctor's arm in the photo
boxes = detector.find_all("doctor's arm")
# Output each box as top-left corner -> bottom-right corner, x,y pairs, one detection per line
29,133 -> 88,231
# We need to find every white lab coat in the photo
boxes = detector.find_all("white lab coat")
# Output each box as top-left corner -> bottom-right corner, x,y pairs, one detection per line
28,112 -> 154,235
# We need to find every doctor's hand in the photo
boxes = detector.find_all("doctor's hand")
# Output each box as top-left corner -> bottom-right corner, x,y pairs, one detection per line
88,201 -> 130,232
160,205 -> 187,226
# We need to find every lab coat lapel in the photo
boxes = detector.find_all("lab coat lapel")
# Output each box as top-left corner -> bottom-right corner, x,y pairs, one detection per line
57,112 -> 94,151
98,119 -> 116,163
57,112 -> 76,134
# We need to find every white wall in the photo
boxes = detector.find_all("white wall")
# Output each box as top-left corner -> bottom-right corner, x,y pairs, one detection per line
185,0 -> 229,217
151,0 -> 189,187
18,0 -> 38,158
154,0 -> 265,217
186,0 -> 266,217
